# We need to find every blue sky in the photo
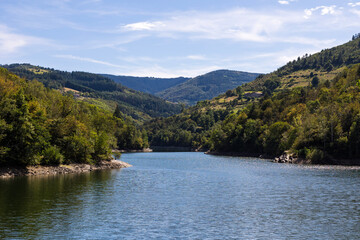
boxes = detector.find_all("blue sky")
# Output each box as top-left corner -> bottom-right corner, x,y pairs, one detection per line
1,0 -> 360,77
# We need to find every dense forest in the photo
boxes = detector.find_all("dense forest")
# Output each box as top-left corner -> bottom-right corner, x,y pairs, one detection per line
102,74 -> 189,95
146,37 -> 360,164
0,67 -> 148,167
1,64 -> 181,122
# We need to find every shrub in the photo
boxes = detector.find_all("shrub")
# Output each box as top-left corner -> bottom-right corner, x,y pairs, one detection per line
41,145 -> 64,165
307,148 -> 325,164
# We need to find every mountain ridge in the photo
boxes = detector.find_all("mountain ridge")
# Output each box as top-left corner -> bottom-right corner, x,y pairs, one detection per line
103,69 -> 261,105
156,69 -> 261,105
1,63 -> 181,122
102,74 -> 190,94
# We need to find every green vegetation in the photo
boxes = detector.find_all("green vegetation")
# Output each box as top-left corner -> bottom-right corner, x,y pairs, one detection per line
209,64 -> 360,163
146,38 -> 360,165
104,70 -> 259,106
0,67 -> 148,167
245,37 -> 360,92
156,70 -> 260,105
2,64 -> 182,122
102,74 -> 189,94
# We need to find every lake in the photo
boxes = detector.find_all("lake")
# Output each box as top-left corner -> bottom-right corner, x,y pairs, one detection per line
1,152 -> 360,239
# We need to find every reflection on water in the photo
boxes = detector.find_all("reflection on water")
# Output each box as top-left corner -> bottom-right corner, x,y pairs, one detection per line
0,152 -> 360,240
0,170 -> 117,239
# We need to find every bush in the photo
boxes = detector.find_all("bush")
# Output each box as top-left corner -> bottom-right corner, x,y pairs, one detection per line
41,145 -> 64,165
298,147 -> 310,158
307,148 -> 325,164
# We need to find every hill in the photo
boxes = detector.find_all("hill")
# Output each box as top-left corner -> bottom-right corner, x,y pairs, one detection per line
102,74 -> 190,94
156,70 -> 260,105
244,36 -> 360,92
2,64 -> 181,122
145,37 -> 360,165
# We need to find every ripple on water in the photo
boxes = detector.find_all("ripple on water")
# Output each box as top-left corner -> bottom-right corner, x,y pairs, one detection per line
0,152 -> 360,239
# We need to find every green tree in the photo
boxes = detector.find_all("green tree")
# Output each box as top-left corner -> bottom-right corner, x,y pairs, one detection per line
311,76 -> 319,88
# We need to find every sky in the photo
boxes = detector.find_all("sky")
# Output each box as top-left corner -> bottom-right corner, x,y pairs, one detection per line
1,0 -> 360,78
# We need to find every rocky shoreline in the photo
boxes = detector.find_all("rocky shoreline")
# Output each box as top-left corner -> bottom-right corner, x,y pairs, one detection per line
0,160 -> 131,178
273,152 -> 311,164
207,151 -> 360,167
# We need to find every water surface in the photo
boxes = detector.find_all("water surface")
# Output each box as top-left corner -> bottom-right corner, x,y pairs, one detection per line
1,152 -> 360,239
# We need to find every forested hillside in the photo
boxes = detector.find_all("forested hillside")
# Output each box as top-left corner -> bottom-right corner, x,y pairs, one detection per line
145,37 -> 360,165
0,67 -> 148,166
157,70 -> 260,105
102,74 -> 189,94
209,64 -> 360,164
2,64 -> 181,121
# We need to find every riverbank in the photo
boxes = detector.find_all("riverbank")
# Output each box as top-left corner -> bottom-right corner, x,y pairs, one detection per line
205,151 -> 269,158
114,148 -> 153,153
206,151 -> 360,166
0,160 -> 131,178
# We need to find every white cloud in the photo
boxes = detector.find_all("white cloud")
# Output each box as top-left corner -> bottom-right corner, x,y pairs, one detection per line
186,55 -> 207,60
304,5 -> 339,19
348,2 -> 360,7
55,54 -> 122,68
124,21 -> 165,31
278,1 -> 289,5
278,0 -> 296,5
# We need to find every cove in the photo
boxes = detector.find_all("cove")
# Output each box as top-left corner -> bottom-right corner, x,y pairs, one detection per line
1,152 -> 360,239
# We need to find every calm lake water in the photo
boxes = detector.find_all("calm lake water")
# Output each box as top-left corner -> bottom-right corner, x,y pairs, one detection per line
1,152 -> 360,239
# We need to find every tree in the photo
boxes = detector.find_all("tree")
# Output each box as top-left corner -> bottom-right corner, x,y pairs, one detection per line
113,104 -> 123,119
311,76 -> 319,88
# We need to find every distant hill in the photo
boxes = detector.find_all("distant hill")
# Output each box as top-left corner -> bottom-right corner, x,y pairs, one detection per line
2,64 -> 181,122
102,74 -> 190,94
156,70 -> 261,105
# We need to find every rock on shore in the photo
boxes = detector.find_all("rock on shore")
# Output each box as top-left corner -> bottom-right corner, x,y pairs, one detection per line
0,160 -> 131,178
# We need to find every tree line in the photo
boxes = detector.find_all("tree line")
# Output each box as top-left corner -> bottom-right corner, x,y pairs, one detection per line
0,67 -> 148,166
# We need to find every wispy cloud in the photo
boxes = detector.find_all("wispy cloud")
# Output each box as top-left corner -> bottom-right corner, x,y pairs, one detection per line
278,1 -> 289,5
278,0 -> 296,5
121,8 -> 342,46
124,21 -> 165,31
0,25 -> 48,54
122,9 -> 303,43
55,54 -> 122,68
186,55 -> 207,60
